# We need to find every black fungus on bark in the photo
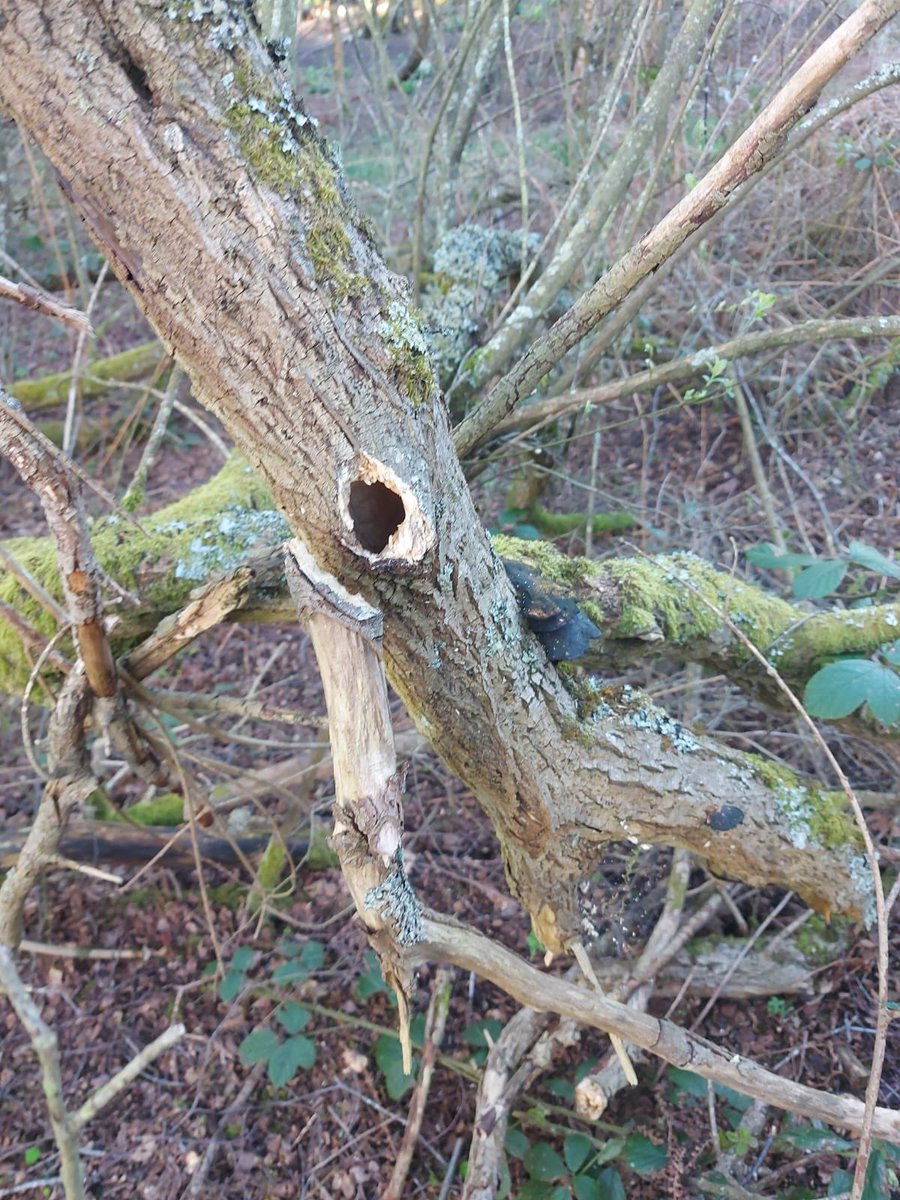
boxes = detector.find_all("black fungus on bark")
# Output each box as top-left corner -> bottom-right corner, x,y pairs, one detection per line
502,559 -> 601,662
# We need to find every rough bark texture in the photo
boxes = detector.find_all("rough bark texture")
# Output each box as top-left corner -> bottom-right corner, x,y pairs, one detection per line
0,0 -> 879,946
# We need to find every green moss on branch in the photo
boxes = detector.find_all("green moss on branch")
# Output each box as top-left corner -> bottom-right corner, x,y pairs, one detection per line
495,536 -> 900,696
0,454 -> 279,695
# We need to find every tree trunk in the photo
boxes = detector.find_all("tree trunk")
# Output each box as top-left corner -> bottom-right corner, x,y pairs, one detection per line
0,0 -> 880,946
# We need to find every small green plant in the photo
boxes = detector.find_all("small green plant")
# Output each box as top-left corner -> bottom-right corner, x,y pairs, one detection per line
766,995 -> 795,1019
354,948 -> 391,1001
746,540 -> 900,725
24,1146 -> 41,1167
683,355 -> 735,406
747,538 -> 900,599
216,945 -> 254,1001
271,936 -> 325,983
211,938 -> 326,1086
374,1013 -> 426,1100
804,653 -> 900,726
746,289 -> 777,322
526,930 -> 546,957
504,1125 -> 665,1200
461,1018 -> 505,1067
238,1001 -> 317,1086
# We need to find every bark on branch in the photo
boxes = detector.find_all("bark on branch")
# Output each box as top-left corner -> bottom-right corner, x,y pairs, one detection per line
413,913 -> 900,1144
0,0 -> 881,951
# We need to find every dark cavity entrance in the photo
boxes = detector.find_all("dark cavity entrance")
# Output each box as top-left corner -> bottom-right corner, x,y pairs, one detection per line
348,480 -> 405,553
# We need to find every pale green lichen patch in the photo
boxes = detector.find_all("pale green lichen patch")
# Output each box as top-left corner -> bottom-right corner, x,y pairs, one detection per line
379,300 -> 436,408
220,57 -> 368,302
165,0 -> 365,300
746,754 -> 862,851
420,225 -> 540,387
572,675 -> 698,751
614,682 -> 700,752
166,0 -> 246,50
173,507 -> 290,581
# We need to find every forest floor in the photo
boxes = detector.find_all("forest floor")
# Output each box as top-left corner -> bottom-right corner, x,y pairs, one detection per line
1,5 -> 899,1200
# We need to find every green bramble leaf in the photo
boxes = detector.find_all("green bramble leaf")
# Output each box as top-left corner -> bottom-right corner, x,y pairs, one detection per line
667,1066 -> 707,1098
623,1133 -> 667,1175
272,959 -> 309,984
238,1028 -> 280,1066
523,1141 -> 567,1182
827,1168 -> 854,1195
276,1002 -> 310,1035
267,1035 -> 316,1086
518,1185 -> 570,1200
374,1033 -> 416,1100
805,659 -> 900,724
355,950 -> 389,1000
504,1127 -> 529,1159
218,969 -> 245,1002
745,543 -> 818,570
861,1147 -> 887,1200
792,559 -> 848,599
591,1167 -> 626,1200
230,946 -> 254,971
573,1176 -> 603,1200
778,1122 -> 854,1153
299,940 -> 325,970
462,1018 -> 504,1048
546,1076 -> 575,1101
847,541 -> 900,581
564,1133 -> 593,1172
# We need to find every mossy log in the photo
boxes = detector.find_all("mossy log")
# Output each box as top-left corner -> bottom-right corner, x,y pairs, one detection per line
3,462 -> 896,711
10,340 -> 165,412
497,535 -> 900,718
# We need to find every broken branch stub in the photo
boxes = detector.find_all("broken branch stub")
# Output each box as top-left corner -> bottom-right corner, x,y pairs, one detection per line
284,538 -> 421,1059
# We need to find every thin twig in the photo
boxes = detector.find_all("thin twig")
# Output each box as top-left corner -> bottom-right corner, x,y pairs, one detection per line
382,968 -> 453,1200
0,946 -> 86,1199
0,272 -> 91,332
62,261 -> 108,457
72,1023 -> 185,1132
414,913 -> 900,1142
